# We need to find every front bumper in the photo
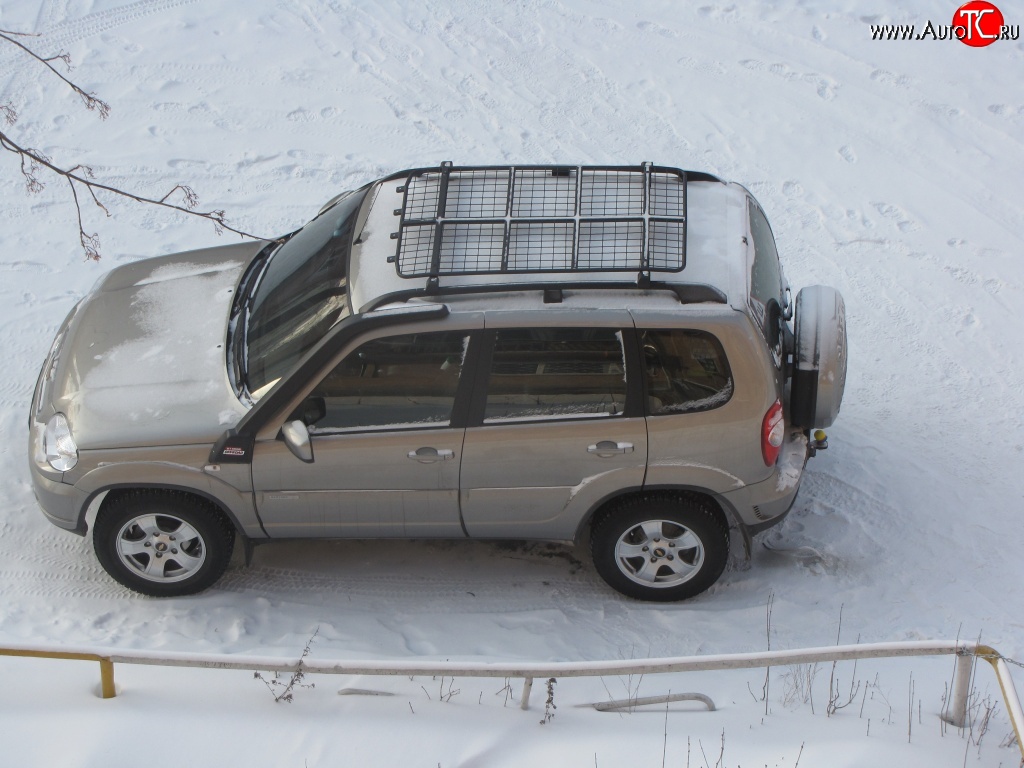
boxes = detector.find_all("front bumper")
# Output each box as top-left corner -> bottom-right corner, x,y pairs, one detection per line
30,460 -> 89,535
29,402 -> 89,535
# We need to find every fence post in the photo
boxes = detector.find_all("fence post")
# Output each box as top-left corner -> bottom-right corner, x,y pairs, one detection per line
978,647 -> 1024,761
943,652 -> 972,727
99,659 -> 116,699
520,677 -> 533,710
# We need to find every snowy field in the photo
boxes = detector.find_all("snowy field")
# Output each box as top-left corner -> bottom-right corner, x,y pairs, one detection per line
1,0 -> 1022,765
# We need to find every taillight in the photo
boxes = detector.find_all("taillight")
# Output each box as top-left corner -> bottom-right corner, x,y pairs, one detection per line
761,400 -> 785,466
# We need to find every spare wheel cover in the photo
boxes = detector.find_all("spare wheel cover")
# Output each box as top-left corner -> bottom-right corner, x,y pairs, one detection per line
791,285 -> 847,428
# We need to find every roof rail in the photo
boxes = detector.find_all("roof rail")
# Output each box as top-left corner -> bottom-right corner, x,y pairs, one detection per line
359,281 -> 728,314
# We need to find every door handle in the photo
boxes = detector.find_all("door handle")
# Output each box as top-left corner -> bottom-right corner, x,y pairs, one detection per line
587,440 -> 634,457
407,447 -> 455,463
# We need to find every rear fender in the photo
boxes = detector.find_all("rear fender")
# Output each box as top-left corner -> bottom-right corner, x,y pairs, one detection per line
573,483 -> 749,555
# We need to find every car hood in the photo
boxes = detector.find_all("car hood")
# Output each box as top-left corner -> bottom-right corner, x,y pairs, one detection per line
50,241 -> 266,449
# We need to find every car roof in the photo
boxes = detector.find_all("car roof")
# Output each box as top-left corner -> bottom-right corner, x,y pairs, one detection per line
348,164 -> 751,315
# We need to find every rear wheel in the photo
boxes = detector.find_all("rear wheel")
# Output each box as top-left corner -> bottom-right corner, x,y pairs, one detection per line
94,491 -> 235,597
591,495 -> 728,601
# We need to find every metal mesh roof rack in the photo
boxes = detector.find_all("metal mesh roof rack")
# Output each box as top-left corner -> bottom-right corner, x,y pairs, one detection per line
388,162 -> 699,290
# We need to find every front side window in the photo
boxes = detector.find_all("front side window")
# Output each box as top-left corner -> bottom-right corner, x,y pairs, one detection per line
305,331 -> 469,432
483,328 -> 626,422
641,329 -> 733,415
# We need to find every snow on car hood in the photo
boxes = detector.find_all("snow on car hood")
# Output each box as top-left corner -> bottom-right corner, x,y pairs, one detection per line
51,241 -> 266,449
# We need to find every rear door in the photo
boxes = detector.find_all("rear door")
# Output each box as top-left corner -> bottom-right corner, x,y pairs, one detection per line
459,317 -> 647,540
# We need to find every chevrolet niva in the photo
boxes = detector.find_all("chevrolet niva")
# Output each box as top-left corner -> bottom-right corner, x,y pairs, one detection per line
29,163 -> 846,600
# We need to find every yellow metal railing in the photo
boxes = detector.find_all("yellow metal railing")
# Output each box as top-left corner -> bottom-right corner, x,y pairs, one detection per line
0,647 -> 116,699
1,639 -> 1021,759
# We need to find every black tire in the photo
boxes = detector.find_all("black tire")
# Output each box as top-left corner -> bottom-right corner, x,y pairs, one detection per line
94,490 -> 235,597
590,495 -> 729,602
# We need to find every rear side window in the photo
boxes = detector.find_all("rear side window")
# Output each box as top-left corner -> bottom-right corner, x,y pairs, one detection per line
307,331 -> 469,431
483,328 -> 626,422
640,329 -> 733,415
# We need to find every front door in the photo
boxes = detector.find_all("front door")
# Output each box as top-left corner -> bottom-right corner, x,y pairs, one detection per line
252,329 -> 473,538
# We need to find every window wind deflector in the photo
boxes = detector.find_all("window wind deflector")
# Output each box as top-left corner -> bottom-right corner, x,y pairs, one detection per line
390,162 -> 696,288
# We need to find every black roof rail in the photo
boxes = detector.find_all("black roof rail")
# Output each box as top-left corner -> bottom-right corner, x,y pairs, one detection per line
359,281 -> 727,314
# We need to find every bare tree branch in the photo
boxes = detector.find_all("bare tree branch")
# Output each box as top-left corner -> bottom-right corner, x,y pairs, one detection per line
65,174 -> 101,260
0,29 -> 110,117
1,29 -> 277,259
1,130 -> 271,259
161,183 -> 199,209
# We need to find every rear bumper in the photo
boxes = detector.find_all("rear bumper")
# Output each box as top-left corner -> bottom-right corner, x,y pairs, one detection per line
721,430 -> 807,532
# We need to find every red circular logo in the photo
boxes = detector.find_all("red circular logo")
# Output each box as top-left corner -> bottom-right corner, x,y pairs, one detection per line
952,1 -> 1005,46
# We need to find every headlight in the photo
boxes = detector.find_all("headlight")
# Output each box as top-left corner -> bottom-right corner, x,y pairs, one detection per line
44,413 -> 78,471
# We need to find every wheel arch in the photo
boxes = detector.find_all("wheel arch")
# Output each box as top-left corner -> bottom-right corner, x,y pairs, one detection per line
93,486 -> 239,597
588,487 -> 734,601
574,484 -> 746,549
86,483 -> 256,539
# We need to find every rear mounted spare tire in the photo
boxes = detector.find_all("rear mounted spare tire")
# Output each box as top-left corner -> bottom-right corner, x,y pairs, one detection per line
790,285 -> 847,429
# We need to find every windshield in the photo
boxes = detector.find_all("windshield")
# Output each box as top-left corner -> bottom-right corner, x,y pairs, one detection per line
245,186 -> 368,395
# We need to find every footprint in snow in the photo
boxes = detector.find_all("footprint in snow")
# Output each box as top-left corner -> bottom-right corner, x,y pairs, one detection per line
762,540 -> 839,575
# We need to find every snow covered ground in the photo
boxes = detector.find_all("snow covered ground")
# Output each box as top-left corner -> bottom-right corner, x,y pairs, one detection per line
1,0 -> 1022,765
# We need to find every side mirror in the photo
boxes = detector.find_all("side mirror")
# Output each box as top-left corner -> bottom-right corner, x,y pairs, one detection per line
281,420 -> 314,463
289,396 -> 326,426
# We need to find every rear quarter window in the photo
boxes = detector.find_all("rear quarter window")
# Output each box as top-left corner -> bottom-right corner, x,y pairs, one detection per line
640,329 -> 733,415
747,198 -> 785,365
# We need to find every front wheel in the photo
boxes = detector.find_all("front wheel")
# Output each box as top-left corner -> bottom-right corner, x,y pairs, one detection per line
94,491 -> 235,597
591,496 -> 728,601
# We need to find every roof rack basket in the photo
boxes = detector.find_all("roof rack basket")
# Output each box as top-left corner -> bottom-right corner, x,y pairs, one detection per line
389,162 -> 692,292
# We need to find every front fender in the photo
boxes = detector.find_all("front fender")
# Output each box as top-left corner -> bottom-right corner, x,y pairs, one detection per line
67,448 -> 265,538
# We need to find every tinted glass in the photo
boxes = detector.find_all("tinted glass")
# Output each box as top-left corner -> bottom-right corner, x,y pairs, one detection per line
307,331 -> 469,431
483,328 -> 626,422
246,188 -> 368,395
749,199 -> 783,308
748,199 -> 784,355
641,329 -> 733,415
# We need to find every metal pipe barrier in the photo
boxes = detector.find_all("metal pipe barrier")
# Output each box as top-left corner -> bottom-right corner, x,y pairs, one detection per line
1,639 -> 1020,758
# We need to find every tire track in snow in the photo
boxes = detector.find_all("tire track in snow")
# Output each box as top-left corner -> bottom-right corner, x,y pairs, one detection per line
212,541 -> 611,614
0,0 -> 201,130
215,570 -> 607,613
37,0 -> 201,48
0,519 -> 611,612
1,0 -> 197,70
33,0 -> 73,35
